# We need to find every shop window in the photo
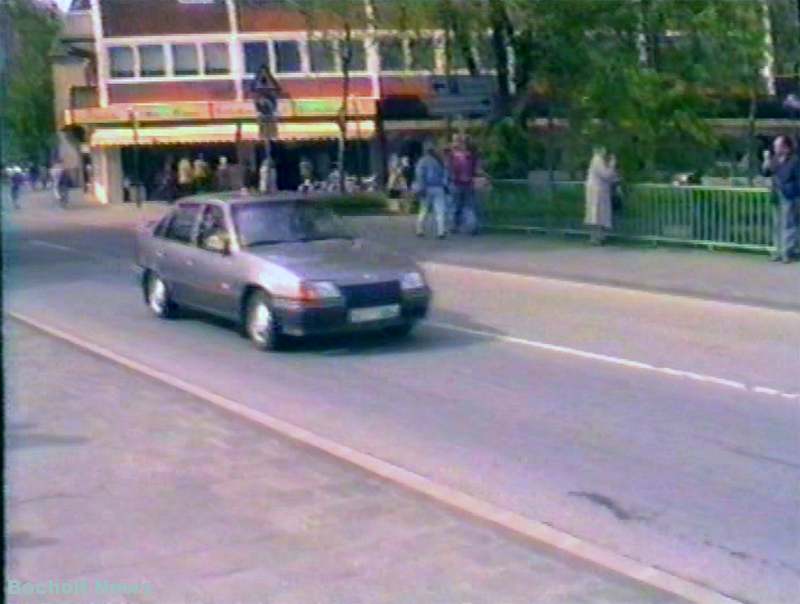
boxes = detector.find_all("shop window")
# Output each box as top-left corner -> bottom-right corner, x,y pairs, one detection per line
274,40 -> 302,74
109,46 -> 134,79
243,41 -> 269,76
309,40 -> 336,73
409,37 -> 435,72
173,44 -> 199,76
379,37 -> 404,71
139,45 -> 165,77
203,43 -> 230,75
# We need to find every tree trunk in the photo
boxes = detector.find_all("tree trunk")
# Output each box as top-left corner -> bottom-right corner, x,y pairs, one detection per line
489,0 -> 511,117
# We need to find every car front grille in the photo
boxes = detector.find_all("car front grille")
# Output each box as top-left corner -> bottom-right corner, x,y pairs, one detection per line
340,281 -> 401,309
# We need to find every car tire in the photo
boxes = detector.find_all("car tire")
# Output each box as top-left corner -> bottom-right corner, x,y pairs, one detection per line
386,322 -> 415,339
145,271 -> 178,319
244,290 -> 283,351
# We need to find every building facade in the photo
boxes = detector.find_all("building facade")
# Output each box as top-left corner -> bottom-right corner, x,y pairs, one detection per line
55,0 -> 498,203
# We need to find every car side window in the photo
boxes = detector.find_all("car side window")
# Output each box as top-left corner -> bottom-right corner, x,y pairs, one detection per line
165,204 -> 201,244
197,205 -> 228,250
154,214 -> 172,238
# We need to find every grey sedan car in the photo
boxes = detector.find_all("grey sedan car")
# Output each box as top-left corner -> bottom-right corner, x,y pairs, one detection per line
136,193 -> 431,350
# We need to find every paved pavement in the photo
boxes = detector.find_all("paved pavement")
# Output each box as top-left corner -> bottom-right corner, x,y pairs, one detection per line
4,187 -> 799,603
5,322 -> 680,604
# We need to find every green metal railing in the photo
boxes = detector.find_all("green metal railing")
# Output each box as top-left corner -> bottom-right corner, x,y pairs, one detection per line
484,180 -> 774,252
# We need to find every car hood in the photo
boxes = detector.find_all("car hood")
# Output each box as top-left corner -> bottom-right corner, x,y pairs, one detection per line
243,239 -> 417,283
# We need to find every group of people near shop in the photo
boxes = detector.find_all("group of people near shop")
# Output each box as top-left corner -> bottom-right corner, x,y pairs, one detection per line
387,133 -> 490,239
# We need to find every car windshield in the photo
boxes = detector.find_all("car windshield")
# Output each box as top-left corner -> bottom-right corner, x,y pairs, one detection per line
232,201 -> 353,248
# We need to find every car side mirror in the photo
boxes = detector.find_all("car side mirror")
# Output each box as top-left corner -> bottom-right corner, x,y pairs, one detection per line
204,232 -> 230,255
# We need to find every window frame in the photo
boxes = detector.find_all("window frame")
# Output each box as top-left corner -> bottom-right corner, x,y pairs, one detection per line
272,39 -> 303,75
201,42 -> 231,76
108,45 -> 136,79
308,38 -> 338,75
171,43 -> 201,78
138,43 -> 167,78
377,36 -> 405,72
164,203 -> 202,245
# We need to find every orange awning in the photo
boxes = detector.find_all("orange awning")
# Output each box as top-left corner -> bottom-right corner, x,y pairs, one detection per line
90,121 -> 375,147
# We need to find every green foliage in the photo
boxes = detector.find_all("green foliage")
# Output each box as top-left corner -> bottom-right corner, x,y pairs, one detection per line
2,0 -> 60,164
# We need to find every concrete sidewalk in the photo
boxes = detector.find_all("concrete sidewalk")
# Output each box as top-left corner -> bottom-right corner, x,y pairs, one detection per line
5,186 -> 798,311
4,321 -> 682,604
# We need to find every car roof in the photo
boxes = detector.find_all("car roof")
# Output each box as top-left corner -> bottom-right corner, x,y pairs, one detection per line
175,191 -> 336,208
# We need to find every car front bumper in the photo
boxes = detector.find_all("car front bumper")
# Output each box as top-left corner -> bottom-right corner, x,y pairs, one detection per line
273,290 -> 431,337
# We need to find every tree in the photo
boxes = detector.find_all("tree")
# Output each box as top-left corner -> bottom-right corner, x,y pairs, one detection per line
1,0 -> 60,165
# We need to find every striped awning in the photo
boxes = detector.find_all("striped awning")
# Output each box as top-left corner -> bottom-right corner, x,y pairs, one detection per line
90,121 -> 375,147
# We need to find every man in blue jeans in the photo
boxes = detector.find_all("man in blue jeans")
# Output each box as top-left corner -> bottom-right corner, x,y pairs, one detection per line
414,140 -> 449,239
762,135 -> 800,263
447,134 -> 482,235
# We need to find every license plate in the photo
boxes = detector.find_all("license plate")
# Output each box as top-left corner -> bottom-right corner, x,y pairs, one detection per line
349,304 -> 401,323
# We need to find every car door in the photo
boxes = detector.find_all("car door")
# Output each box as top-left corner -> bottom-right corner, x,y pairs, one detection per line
182,203 -> 240,318
159,203 -> 202,304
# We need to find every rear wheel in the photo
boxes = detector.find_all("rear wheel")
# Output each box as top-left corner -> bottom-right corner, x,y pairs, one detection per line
145,271 -> 178,319
245,290 -> 283,351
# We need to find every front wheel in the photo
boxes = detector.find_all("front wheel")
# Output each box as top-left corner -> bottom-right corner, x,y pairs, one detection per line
145,271 -> 178,318
385,322 -> 415,339
244,290 -> 283,351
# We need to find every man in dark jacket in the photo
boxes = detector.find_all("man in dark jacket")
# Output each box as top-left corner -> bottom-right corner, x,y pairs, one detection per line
762,135 -> 800,263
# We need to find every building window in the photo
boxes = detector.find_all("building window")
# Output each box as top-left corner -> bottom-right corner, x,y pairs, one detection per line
203,43 -> 230,75
109,46 -> 134,79
173,44 -> 199,76
447,43 -> 471,71
309,40 -> 336,73
274,40 -> 302,74
409,37 -> 435,72
243,41 -> 269,76
348,39 -> 367,72
139,45 -> 166,77
378,37 -> 404,71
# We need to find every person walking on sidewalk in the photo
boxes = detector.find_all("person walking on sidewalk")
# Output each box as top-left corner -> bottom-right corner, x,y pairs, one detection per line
584,147 -> 618,245
447,133 -> 483,235
10,168 -> 25,209
762,135 -> 800,263
178,157 -> 193,196
413,139 -> 450,239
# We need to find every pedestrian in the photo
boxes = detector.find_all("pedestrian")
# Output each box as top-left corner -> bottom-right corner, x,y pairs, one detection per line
10,167 -> 25,209
413,139 -> 450,239
28,164 -> 40,190
259,158 -> 276,194
386,154 -> 408,198
298,156 -> 313,193
584,147 -> 618,245
762,135 -> 800,263
193,154 -> 210,193
50,162 -> 66,206
447,133 -> 483,235
56,168 -> 71,208
215,156 -> 232,192
177,156 -> 193,195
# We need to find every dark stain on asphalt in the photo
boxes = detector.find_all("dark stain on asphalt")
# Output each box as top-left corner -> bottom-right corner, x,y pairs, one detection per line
7,531 -> 59,549
568,491 -> 639,521
6,432 -> 89,450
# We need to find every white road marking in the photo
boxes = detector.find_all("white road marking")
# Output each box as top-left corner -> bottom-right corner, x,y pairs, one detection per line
28,240 -> 78,253
7,310 -> 743,604
429,321 -> 797,400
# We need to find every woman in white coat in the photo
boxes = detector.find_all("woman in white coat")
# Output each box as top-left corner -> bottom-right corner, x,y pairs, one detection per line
584,148 -> 618,245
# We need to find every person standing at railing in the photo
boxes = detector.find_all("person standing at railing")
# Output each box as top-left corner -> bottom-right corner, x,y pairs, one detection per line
762,135 -> 800,263
584,148 -> 619,245
413,139 -> 450,239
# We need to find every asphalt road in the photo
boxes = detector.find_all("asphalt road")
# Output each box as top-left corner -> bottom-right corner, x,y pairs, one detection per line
4,201 -> 800,604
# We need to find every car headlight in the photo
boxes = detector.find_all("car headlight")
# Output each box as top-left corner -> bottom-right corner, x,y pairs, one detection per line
298,280 -> 342,302
400,271 -> 426,291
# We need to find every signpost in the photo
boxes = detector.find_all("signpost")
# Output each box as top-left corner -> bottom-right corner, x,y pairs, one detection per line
251,65 -> 281,193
